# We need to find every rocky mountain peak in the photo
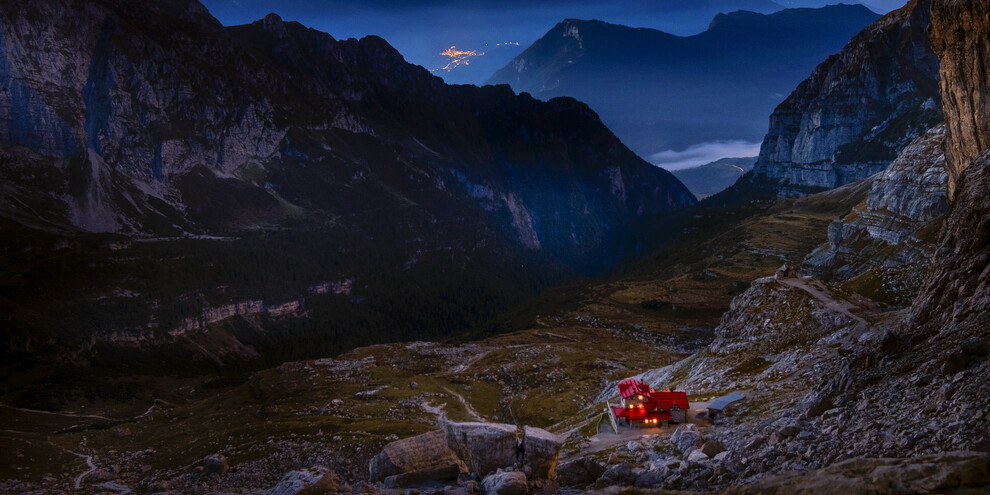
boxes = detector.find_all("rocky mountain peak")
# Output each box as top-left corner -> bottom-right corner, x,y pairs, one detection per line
261,12 -> 288,38
0,0 -> 695,367
487,6 -> 878,160
739,0 -> 941,197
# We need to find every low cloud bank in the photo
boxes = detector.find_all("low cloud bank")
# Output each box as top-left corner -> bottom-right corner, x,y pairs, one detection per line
649,140 -> 762,171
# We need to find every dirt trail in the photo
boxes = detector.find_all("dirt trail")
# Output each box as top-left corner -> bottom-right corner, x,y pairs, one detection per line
72,452 -> 96,489
451,349 -> 494,373
442,387 -> 485,422
2,399 -> 169,424
777,276 -> 870,334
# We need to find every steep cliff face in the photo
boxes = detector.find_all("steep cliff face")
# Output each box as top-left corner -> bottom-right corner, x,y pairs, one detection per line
911,0 -> 990,337
0,0 -> 692,247
802,125 -> 947,305
744,0 -> 941,196
929,0 -> 990,199
0,0 -> 695,366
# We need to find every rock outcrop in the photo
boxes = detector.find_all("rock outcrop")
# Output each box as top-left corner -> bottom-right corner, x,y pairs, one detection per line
742,0 -> 941,196
709,278 -> 858,356
444,422 -> 561,479
368,430 -> 466,483
368,422 -> 560,490
802,125 -> 947,305
929,0 -> 990,199
911,0 -> 990,342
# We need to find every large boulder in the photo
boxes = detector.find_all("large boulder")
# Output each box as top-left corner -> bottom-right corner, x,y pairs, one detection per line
369,430 -> 467,482
268,468 -> 340,495
700,439 -> 726,458
670,424 -> 703,455
555,457 -> 606,487
444,422 -> 561,479
480,470 -> 529,495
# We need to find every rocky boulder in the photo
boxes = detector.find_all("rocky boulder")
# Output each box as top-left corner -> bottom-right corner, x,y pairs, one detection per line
480,470 -> 529,495
555,457 -> 605,487
700,439 -> 725,458
203,454 -> 229,477
368,430 -> 466,482
268,468 -> 340,495
444,422 -> 561,479
670,424 -> 703,455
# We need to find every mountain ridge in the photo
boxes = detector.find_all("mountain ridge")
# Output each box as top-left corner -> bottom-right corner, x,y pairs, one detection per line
0,0 -> 694,368
486,5 -> 880,160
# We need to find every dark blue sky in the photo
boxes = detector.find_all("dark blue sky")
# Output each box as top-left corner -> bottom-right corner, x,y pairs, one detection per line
200,0 -> 905,84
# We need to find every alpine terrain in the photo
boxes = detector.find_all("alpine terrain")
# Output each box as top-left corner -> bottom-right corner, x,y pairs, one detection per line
1,0 -> 989,494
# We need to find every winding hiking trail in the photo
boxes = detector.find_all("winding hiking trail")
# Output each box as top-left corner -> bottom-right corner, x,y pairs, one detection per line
442,387 -> 485,422
777,276 -> 872,335
1,399 -> 170,424
72,452 -> 96,489
451,349 -> 494,373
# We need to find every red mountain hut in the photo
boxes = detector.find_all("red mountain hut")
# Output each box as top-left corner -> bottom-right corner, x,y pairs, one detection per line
611,378 -> 689,426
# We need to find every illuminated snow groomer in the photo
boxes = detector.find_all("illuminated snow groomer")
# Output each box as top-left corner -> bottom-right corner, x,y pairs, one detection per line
612,378 -> 689,426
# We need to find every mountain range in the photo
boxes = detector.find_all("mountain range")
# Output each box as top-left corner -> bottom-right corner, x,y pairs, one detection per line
486,5 -> 881,162
671,157 -> 756,198
0,0 -> 693,369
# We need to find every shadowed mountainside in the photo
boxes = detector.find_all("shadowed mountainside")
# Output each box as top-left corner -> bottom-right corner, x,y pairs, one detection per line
0,0 -> 694,370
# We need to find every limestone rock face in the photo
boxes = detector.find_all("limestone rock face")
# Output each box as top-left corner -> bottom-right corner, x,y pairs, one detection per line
0,0 -> 696,368
802,125 -> 947,305
912,0 -> 990,338
929,0 -> 990,198
368,430 -> 466,482
0,0 -> 693,245
444,422 -> 561,479
747,0 -> 941,196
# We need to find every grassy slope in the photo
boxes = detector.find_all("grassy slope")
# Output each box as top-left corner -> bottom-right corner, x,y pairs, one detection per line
0,179 -> 870,487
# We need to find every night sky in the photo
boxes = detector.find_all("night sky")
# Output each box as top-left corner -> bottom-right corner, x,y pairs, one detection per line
200,0 -> 906,85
